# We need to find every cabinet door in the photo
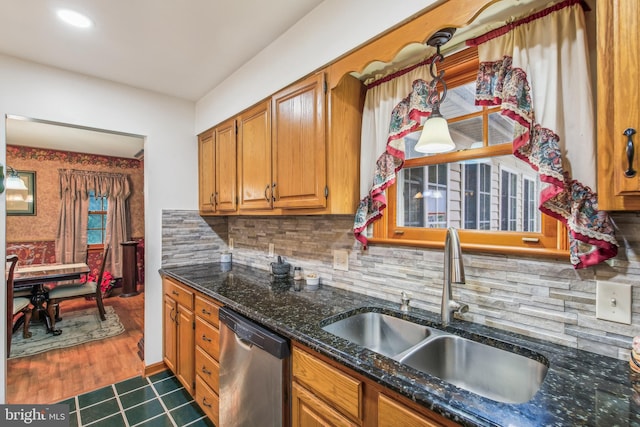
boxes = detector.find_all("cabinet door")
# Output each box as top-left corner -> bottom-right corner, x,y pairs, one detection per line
238,100 -> 273,210
597,0 -> 640,209
163,295 -> 177,373
272,72 -> 327,209
214,118 -> 237,212
176,304 -> 195,395
198,130 -> 216,214
378,394 -> 444,427
292,382 -> 359,427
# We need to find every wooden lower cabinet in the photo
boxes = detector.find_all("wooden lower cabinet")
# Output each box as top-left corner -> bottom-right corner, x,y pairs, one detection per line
163,278 -> 195,395
292,382 -> 359,427
292,343 -> 458,427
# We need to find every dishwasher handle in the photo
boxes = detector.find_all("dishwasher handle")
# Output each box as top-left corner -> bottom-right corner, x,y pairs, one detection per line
219,307 -> 290,359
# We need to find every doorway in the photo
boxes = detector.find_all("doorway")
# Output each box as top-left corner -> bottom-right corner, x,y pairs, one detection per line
5,115 -> 146,403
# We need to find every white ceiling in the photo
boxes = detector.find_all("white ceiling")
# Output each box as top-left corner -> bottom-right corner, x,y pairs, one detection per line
0,0 -> 324,101
0,0 -> 324,158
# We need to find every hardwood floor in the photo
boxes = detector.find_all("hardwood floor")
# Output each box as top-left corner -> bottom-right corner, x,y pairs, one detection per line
6,290 -> 145,404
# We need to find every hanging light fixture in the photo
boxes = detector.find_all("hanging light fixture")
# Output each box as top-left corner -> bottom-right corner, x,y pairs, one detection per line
415,28 -> 457,154
5,166 -> 28,191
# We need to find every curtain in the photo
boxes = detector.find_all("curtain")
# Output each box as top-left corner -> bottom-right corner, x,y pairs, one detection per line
55,169 -> 132,276
466,0 -> 617,268
354,59 -> 438,245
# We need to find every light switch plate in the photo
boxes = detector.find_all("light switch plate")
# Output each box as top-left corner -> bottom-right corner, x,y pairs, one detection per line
268,243 -> 275,257
596,281 -> 632,324
333,250 -> 349,271
228,238 -> 234,250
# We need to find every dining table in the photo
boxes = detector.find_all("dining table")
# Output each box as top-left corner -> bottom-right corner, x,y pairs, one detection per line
13,262 -> 90,335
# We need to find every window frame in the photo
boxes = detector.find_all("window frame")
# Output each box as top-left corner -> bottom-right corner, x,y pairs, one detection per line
369,48 -> 568,258
87,190 -> 108,250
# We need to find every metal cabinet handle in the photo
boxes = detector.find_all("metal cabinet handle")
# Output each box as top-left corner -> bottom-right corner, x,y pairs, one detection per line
201,334 -> 212,343
264,184 -> 270,202
201,308 -> 211,316
201,366 -> 212,375
169,307 -> 176,322
172,290 -> 179,296
624,128 -> 637,178
202,397 -> 212,408
213,192 -> 219,207
209,193 -> 214,205
272,182 -> 277,201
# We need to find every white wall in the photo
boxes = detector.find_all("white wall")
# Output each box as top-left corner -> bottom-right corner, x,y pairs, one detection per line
195,0 -> 438,132
0,54 -> 196,403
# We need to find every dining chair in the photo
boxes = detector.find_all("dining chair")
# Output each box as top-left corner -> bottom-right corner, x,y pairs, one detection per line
46,245 -> 109,333
7,255 -> 33,357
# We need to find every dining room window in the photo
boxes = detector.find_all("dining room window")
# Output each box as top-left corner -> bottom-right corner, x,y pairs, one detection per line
88,190 -> 108,245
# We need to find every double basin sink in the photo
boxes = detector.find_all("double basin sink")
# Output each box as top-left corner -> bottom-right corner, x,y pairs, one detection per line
321,310 -> 548,404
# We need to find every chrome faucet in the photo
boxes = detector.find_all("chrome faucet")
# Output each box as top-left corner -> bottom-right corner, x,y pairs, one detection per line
441,227 -> 469,326
400,291 -> 411,312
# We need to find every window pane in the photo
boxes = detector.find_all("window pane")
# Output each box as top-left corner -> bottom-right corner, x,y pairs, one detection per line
449,116 -> 483,150
88,191 -> 102,211
88,214 -> 102,229
439,82 -> 482,118
88,230 -> 102,245
396,155 -> 540,232
488,112 -> 516,146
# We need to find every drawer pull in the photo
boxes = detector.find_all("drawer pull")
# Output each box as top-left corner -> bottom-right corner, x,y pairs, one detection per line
624,128 -> 637,178
201,308 -> 211,316
201,366 -> 212,375
172,290 -> 179,296
201,334 -> 212,343
202,397 -> 212,408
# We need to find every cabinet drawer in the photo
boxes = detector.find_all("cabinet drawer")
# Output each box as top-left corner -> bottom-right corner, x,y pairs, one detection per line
195,375 -> 219,426
164,278 -> 194,310
195,295 -> 220,328
195,317 -> 220,359
292,347 -> 363,421
195,346 -> 219,393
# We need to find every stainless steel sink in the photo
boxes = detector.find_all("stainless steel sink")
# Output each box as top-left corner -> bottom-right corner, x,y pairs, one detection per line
321,312 -> 432,357
321,310 -> 548,403
398,335 -> 548,404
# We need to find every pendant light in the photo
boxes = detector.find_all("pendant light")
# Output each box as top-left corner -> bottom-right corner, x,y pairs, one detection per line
415,28 -> 456,154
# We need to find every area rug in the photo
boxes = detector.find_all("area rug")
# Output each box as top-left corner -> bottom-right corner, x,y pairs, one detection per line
9,305 -> 125,359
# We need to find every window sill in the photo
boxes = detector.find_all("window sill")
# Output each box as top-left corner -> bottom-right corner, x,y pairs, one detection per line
365,237 -> 570,260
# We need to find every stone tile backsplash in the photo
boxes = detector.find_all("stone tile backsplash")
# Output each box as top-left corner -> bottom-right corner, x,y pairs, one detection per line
162,210 -> 640,360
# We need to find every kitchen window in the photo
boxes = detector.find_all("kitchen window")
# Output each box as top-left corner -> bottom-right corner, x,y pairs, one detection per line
370,48 -> 567,257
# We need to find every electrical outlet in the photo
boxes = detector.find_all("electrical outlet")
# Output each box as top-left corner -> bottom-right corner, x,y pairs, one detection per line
229,238 -> 234,250
268,243 -> 275,257
333,249 -> 349,271
596,281 -> 632,324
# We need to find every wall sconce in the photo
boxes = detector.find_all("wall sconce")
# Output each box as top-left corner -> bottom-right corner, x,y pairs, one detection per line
415,27 -> 457,154
5,166 -> 28,191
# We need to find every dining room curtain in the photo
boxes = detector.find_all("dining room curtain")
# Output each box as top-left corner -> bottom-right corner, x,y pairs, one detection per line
465,0 -> 617,268
55,169 -> 131,276
354,58 -> 438,246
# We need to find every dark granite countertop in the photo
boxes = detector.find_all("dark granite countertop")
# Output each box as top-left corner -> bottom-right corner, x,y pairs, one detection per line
160,263 -> 640,427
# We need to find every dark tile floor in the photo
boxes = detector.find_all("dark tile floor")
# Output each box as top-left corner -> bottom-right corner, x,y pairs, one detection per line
58,371 -> 215,427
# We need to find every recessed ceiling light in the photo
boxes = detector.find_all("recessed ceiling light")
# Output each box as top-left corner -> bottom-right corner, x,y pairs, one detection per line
57,9 -> 93,28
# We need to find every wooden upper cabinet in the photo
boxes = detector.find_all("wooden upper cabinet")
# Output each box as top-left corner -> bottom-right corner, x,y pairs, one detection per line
597,0 -> 640,209
214,119 -> 237,212
198,129 -> 216,214
272,72 -> 327,209
238,100 -> 273,211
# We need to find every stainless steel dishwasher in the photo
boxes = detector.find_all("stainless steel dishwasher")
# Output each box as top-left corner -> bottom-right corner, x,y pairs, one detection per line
219,307 -> 291,427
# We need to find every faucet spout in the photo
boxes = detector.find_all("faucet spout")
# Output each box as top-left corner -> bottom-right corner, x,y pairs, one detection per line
442,227 -> 466,327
